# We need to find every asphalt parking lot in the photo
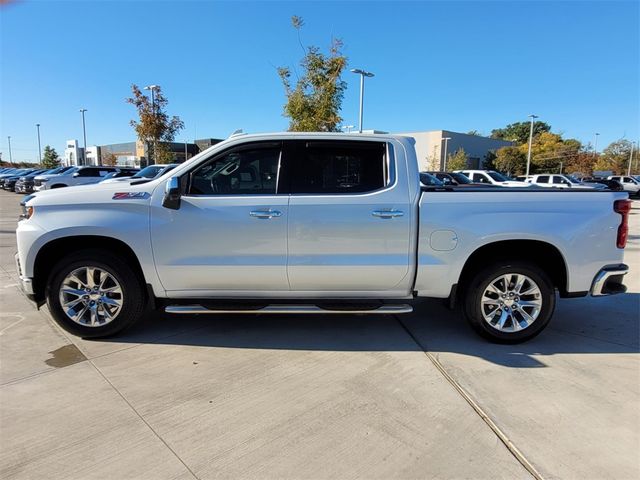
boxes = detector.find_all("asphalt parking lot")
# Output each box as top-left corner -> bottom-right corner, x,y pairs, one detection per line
0,190 -> 638,480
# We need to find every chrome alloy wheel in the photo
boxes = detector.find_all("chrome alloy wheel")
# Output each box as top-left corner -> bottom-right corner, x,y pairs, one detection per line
58,266 -> 124,327
480,273 -> 542,332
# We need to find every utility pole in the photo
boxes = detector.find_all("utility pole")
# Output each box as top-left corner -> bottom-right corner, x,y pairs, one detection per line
144,85 -> 159,164
79,109 -> 88,165
593,132 -> 600,158
36,124 -> 42,163
441,136 -> 451,171
350,69 -> 374,133
526,114 -> 538,177
7,136 -> 13,164
628,141 -> 635,176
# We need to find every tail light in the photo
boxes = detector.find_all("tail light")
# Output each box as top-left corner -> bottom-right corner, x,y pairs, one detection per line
614,199 -> 631,248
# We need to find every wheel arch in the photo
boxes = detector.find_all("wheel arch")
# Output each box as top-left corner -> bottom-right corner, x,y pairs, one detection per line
456,239 -> 569,301
33,235 -> 147,304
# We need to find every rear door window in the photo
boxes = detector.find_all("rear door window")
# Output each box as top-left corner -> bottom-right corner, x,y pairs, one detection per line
285,140 -> 387,194
538,176 -> 550,183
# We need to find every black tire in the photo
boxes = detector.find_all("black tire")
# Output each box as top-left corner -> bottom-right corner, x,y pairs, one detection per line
46,249 -> 146,338
462,261 -> 555,343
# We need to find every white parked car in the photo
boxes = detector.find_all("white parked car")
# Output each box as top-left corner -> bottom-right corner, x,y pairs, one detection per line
16,133 -> 630,343
456,170 -> 531,187
34,166 -> 119,191
527,174 -> 608,190
608,176 -> 640,196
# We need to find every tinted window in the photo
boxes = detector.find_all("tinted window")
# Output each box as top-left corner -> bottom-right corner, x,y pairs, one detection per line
487,171 -> 509,182
288,141 -> 386,194
77,168 -> 99,177
538,176 -> 549,183
189,144 -> 280,195
474,173 -> 491,184
552,176 -> 564,184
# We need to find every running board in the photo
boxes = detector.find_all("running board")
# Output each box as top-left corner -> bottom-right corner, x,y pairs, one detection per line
164,304 -> 413,315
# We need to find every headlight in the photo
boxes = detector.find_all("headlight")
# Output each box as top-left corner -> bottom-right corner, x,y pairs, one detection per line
19,206 -> 34,221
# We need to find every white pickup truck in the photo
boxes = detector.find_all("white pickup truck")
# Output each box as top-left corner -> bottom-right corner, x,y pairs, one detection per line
15,133 -> 631,343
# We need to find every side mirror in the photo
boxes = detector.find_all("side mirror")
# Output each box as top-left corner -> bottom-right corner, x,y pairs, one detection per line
72,172 -> 80,178
162,176 -> 181,210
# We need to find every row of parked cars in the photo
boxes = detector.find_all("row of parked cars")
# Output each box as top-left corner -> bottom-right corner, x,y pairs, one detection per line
419,169 -> 640,196
0,164 -> 178,194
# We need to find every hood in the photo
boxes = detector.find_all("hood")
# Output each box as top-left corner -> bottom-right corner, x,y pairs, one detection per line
26,181 -> 157,207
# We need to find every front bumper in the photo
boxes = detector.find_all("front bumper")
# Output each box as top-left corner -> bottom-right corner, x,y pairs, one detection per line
590,264 -> 629,296
15,252 -> 35,297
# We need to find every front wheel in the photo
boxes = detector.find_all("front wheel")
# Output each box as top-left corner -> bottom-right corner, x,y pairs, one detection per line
46,249 -> 146,338
463,261 -> 555,343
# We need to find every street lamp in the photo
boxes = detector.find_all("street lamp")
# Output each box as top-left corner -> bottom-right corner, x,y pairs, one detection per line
7,136 -> 13,164
36,124 -> 42,163
350,69 -> 374,133
628,141 -> 636,176
79,109 -> 88,166
441,137 -> 452,171
525,114 -> 538,177
144,84 -> 159,164
593,132 -> 600,157
341,125 -> 355,133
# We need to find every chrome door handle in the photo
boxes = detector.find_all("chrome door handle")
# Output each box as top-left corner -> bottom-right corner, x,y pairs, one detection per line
250,209 -> 282,219
372,210 -> 404,218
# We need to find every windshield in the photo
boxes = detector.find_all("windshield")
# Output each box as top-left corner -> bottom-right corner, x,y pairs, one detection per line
450,172 -> 472,184
565,175 -> 581,183
487,171 -> 509,182
420,172 -> 444,186
132,165 -> 164,178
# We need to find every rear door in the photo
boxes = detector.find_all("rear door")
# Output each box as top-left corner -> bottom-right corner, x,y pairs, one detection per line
282,140 -> 412,293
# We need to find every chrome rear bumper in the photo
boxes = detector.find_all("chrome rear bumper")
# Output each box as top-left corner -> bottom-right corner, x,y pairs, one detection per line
591,264 -> 629,296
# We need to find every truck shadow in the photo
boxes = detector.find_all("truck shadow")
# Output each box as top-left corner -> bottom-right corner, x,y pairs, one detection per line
100,293 -> 639,369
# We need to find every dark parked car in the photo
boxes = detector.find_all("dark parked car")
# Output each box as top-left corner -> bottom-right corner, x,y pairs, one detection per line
588,179 -> 624,191
15,169 -> 53,194
425,171 -> 501,187
2,169 -> 39,191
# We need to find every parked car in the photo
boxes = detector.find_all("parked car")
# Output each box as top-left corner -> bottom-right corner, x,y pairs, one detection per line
607,175 -> 640,196
2,169 -> 39,191
587,179 -> 624,191
33,166 -> 119,191
426,171 -> 501,187
32,166 -> 77,191
7,169 -> 48,192
0,168 -> 30,187
16,133 -> 631,344
100,164 -> 179,184
455,170 -> 531,187
100,168 -> 141,182
15,169 -> 55,194
525,174 -> 607,189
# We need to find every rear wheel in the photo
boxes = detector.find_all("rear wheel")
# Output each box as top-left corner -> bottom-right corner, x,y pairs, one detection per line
463,261 -> 555,343
46,249 -> 146,338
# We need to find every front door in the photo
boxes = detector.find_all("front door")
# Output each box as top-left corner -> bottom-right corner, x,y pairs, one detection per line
150,141 -> 289,294
282,140 -> 412,294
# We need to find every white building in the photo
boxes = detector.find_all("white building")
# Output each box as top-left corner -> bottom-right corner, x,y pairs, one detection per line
398,130 -> 513,171
63,140 -> 84,166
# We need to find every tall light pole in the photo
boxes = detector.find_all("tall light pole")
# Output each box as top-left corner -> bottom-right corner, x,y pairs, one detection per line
7,136 -> 13,164
36,124 -> 42,163
526,114 -> 538,177
350,69 -> 374,133
441,136 -> 451,171
79,109 -> 88,166
628,141 -> 636,176
144,84 -> 159,164
593,132 -> 600,157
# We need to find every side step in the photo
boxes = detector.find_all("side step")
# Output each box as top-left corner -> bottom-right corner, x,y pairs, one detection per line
165,304 -> 413,315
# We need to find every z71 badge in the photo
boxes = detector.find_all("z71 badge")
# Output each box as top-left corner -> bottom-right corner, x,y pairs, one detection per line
112,192 -> 150,200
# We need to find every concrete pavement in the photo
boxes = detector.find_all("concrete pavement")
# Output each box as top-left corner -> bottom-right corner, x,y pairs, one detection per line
0,190 -> 638,479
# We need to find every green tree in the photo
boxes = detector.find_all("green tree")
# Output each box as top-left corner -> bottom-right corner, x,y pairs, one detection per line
598,139 -> 634,174
518,132 -> 582,173
494,146 -> 526,176
466,130 -> 482,136
126,84 -> 184,165
278,16 -> 348,131
446,148 -> 468,171
101,151 -> 117,166
491,121 -> 551,144
41,145 -> 60,168
483,151 -> 497,170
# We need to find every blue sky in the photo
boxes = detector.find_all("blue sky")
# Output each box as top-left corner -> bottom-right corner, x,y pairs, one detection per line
1,0 -> 638,162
